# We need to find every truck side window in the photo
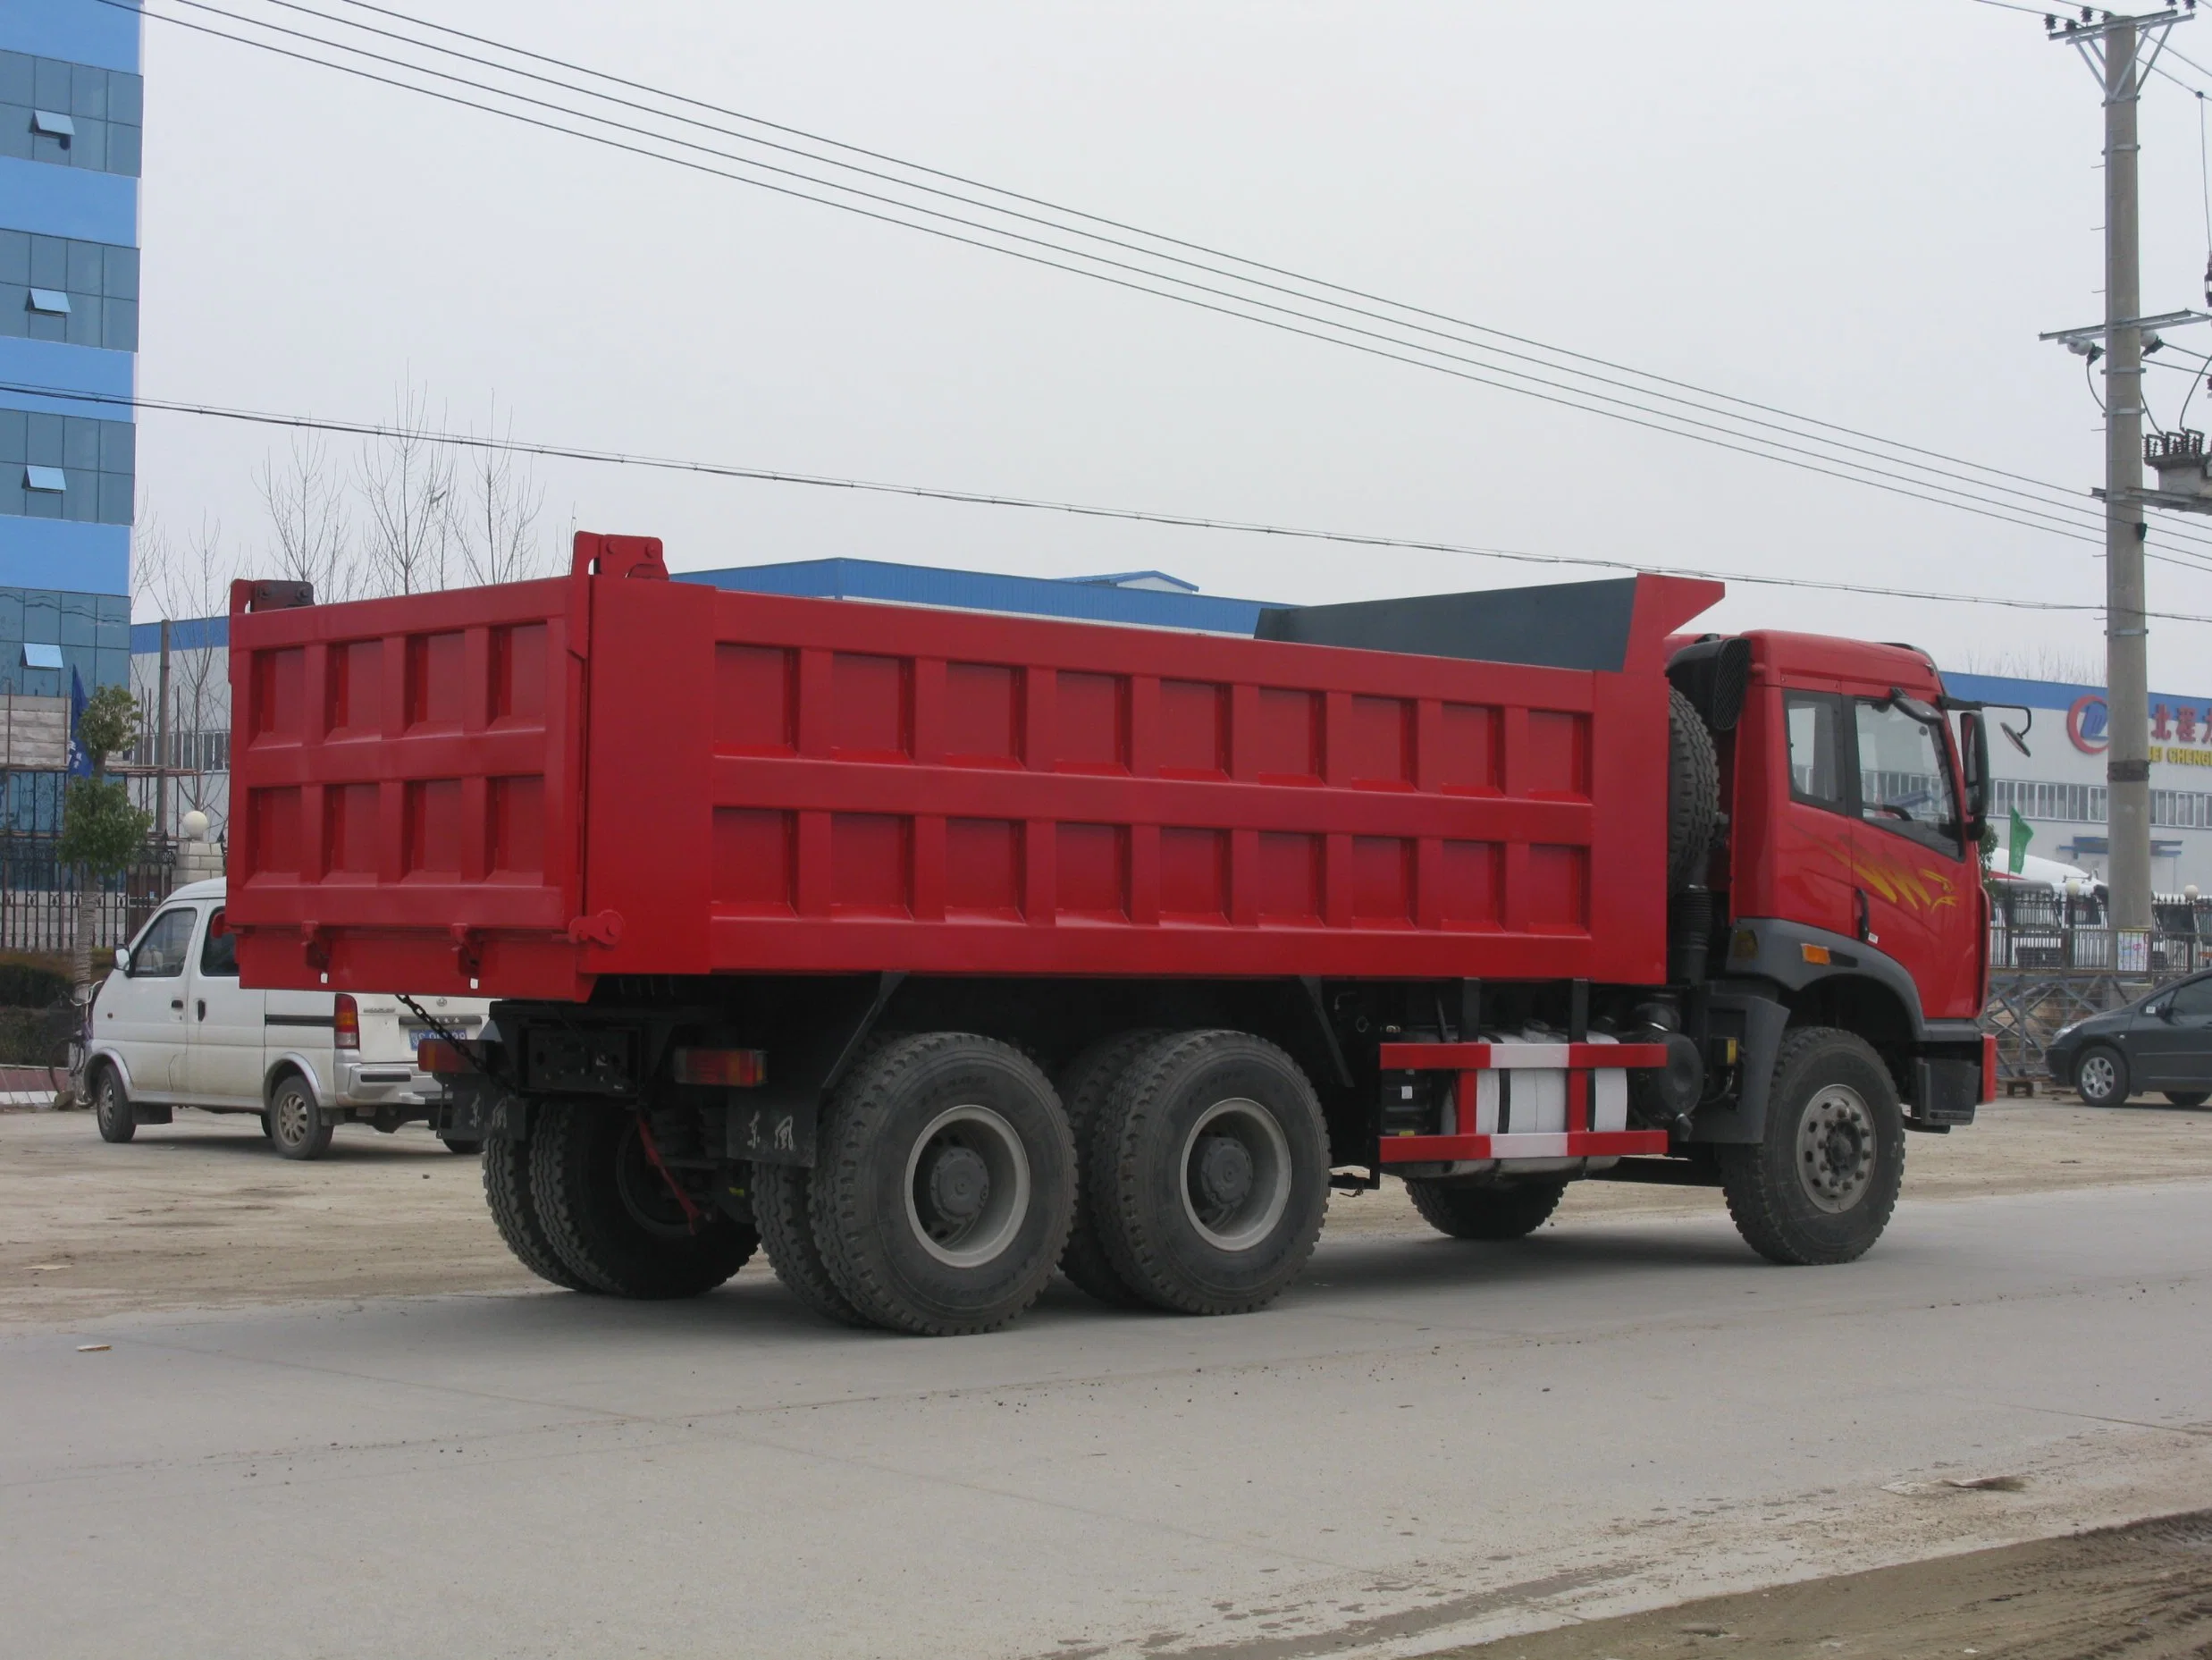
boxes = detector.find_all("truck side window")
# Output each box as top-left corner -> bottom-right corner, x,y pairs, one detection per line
199,908 -> 238,978
129,907 -> 196,978
1785,693 -> 1847,810
1854,698 -> 1960,855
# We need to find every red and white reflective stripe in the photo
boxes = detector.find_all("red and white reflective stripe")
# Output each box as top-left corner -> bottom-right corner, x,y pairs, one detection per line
1375,1040 -> 1670,1166
1376,1041 -> 1670,1072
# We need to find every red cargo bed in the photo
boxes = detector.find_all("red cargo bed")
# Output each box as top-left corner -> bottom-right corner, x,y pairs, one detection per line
229,535 -> 1719,1000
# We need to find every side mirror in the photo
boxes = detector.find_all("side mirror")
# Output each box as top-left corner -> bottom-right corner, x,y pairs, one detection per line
1958,710 -> 1989,844
113,946 -> 130,973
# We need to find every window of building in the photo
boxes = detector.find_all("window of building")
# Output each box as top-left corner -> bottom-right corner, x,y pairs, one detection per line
21,643 -> 61,669
0,231 -> 139,350
0,53 -> 143,180
0,412 -> 133,524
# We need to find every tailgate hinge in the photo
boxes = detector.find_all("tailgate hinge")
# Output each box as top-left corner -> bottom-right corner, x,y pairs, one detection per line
567,910 -> 625,948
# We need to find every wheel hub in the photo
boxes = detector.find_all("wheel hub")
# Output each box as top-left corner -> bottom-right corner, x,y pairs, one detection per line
1178,1098 -> 1292,1251
902,1104 -> 1031,1269
1194,1134 -> 1254,1209
926,1145 -> 991,1223
1796,1084 -> 1876,1213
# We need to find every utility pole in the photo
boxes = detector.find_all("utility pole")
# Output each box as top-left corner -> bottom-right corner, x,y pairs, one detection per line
2104,14 -> 2153,932
2050,6 -> 2195,932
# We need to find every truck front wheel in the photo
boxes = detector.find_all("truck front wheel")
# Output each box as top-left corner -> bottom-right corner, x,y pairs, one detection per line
811,1034 -> 1075,1336
1095,1031 -> 1330,1316
1404,1175 -> 1568,1240
529,1103 -> 757,1299
1717,1027 -> 1903,1266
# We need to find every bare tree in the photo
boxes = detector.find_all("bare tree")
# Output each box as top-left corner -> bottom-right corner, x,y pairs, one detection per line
357,383 -> 456,597
452,397 -> 551,586
130,514 -> 241,837
257,432 -> 357,602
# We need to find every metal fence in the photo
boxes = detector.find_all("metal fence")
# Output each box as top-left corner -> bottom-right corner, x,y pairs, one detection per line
1984,888 -> 2212,1088
0,836 -> 179,958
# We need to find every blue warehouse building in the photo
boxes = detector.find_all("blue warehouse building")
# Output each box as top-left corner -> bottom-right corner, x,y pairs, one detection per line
0,0 -> 139,830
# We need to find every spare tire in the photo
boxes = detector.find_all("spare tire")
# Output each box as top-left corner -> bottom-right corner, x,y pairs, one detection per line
1668,687 -> 1720,891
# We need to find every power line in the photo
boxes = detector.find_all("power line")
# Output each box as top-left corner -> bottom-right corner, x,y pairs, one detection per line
114,0 -> 2212,560
16,376 -> 2212,622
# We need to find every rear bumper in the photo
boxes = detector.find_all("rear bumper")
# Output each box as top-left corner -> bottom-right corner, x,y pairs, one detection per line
332,1062 -> 447,1113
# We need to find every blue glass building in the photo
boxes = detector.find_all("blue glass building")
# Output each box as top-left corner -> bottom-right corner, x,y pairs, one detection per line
0,0 -> 139,830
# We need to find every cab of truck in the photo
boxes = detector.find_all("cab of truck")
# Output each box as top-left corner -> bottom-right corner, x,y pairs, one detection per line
1672,631 -> 1992,1132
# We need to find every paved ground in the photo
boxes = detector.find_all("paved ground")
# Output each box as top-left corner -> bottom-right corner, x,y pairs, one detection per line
7,1095 -> 2211,1323
4,1102 -> 2212,1658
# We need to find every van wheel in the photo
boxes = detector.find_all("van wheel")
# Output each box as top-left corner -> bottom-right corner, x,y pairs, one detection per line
269,1075 -> 333,1160
482,1133 -> 593,1292
92,1066 -> 134,1144
1717,1027 -> 1903,1266
1057,1029 -> 1168,1309
529,1103 -> 756,1299
2165,1091 -> 2209,1108
1095,1031 -> 1330,1316
812,1034 -> 1076,1336
1404,1175 -> 1568,1240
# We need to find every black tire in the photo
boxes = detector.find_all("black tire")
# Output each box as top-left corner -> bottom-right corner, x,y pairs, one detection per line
1095,1031 -> 1330,1316
2074,1044 -> 2130,1108
1404,1175 -> 1568,1240
753,1160 -> 871,1327
258,1109 -> 273,1141
1717,1027 -> 1904,1266
1057,1029 -> 1169,1309
269,1074 -> 333,1160
440,1136 -> 484,1155
1668,687 -> 1720,891
529,1102 -> 758,1299
91,1063 -> 134,1144
482,1133 -> 594,1292
811,1033 -> 1076,1336
2166,1091 -> 2210,1108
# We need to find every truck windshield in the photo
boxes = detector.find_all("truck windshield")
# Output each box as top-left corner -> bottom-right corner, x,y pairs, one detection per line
1855,699 -> 1959,854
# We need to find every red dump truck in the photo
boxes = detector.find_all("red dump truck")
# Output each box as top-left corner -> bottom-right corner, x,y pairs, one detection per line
226,534 -> 1997,1335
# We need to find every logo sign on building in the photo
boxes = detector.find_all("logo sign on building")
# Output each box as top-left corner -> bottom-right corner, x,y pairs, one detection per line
2068,694 -> 2109,754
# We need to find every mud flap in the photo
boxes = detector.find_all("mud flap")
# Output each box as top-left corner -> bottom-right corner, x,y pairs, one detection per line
1689,987 -> 1790,1144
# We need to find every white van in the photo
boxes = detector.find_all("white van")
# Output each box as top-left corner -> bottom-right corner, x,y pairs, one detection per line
80,879 -> 491,1159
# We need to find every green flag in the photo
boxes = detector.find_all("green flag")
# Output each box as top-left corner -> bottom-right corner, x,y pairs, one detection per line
2007,805 -> 2032,874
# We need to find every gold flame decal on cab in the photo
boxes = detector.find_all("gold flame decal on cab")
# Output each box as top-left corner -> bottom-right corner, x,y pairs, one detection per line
1811,830 -> 1960,915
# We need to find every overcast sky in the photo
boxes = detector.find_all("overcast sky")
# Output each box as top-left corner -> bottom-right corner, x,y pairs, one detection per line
127,0 -> 2212,686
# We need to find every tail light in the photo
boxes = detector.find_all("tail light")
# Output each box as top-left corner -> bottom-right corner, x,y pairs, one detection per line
333,994 -> 360,1051
1981,1032 -> 1998,1104
417,1038 -> 467,1074
671,1047 -> 767,1088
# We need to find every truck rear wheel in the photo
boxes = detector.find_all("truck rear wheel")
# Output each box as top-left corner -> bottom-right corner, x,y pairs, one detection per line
1095,1032 -> 1329,1316
529,1103 -> 758,1299
811,1034 -> 1076,1336
483,1133 -> 594,1292
1403,1175 -> 1568,1240
753,1161 -> 871,1327
1057,1029 -> 1168,1309
1718,1027 -> 1903,1266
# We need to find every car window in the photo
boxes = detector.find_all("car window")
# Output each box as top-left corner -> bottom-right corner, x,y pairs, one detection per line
130,907 -> 196,978
2169,978 -> 2212,1017
1855,697 -> 1960,854
1786,693 -> 1847,811
198,908 -> 237,978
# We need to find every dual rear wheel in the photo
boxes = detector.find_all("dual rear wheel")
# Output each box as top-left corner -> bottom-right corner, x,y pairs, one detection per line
480,1026 -> 1334,1334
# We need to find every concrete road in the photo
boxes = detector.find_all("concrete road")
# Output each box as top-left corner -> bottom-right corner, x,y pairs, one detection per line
6,1184 -> 2212,1659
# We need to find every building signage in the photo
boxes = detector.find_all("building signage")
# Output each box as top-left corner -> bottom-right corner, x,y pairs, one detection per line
2065,691 -> 2212,763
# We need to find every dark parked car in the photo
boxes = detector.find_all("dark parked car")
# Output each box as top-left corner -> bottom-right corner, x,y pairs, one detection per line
2046,974 -> 2212,1108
